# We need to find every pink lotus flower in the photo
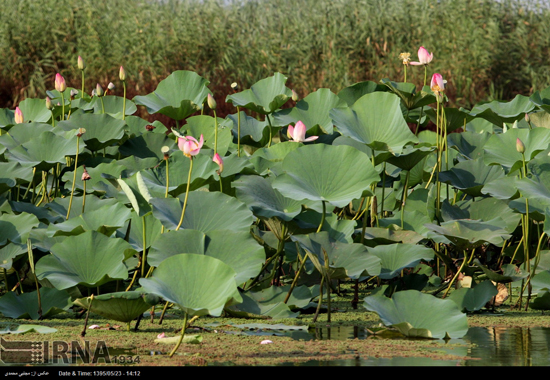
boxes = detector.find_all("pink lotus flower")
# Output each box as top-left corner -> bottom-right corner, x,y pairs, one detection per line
55,73 -> 66,92
287,121 -> 318,143
430,73 -> 445,93
157,333 -> 166,339
213,153 -> 224,174
14,107 -> 23,124
410,46 -> 433,66
178,134 -> 204,158
260,340 -> 273,345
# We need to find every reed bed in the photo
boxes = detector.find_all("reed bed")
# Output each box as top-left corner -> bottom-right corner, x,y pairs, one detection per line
2,0 -> 550,114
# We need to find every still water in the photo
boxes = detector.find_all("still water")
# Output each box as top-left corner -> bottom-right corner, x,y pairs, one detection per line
285,326 -> 550,366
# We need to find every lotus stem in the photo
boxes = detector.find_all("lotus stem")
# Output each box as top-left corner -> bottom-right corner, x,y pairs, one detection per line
316,201 -> 326,233
312,275 -> 324,323
60,92 -> 66,121
400,170 -> 411,229
66,135 -> 80,220
169,312 -> 189,358
176,157 -> 194,231
141,216 -> 147,278
122,80 -> 127,120
284,246 -> 308,304
237,107 -> 241,157
213,109 -> 218,155
266,114 -> 274,148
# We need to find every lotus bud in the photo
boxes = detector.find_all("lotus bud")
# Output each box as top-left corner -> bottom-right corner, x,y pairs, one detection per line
516,138 -> 525,154
207,93 -> 217,110
292,89 -> 299,102
78,56 -> 85,70
213,153 -> 224,174
14,107 -> 23,124
55,73 -> 66,92
95,83 -> 104,97
119,66 -> 126,81
45,97 -> 52,110
108,82 -> 115,91
81,166 -> 91,181
525,113 -> 530,123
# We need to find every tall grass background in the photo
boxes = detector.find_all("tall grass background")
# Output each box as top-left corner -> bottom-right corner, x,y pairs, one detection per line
2,0 -> 550,118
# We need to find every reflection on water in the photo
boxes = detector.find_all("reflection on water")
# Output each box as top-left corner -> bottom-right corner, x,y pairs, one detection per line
303,326 -> 550,366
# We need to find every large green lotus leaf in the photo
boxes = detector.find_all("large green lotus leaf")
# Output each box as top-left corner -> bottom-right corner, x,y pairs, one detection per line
483,126 -> 550,172
367,243 -> 435,280
0,161 -> 34,184
85,95 -> 137,118
529,86 -> 550,114
0,288 -> 72,320
233,175 -> 303,222
44,196 -> 120,227
249,141 -> 302,176
511,176 -> 550,219
133,70 -> 211,120
226,111 -> 267,142
364,290 -> 469,339
468,94 -> 535,126
0,212 -> 40,246
47,202 -> 132,237
5,130 -> 82,171
240,285 -> 314,311
448,280 -> 498,312
17,98 -> 51,123
119,211 -> 163,252
124,115 -> 168,137
272,144 -> 379,208
377,210 -> 433,237
385,143 -> 436,171
140,254 -> 242,317
530,291 -> 550,311
337,80 -> 388,107
438,158 -> 506,197
215,152 -> 255,178
0,122 -> 52,153
139,153 -> 217,198
331,92 -> 418,154
56,113 -> 127,152
425,219 -> 511,249
441,198 -> 521,234
380,80 -> 437,111
181,115 -> 233,156
360,227 -> 424,247
74,291 -> 159,323
447,130 -> 492,161
0,108 -> 15,128
0,177 -> 15,196
291,232 -> 381,280
119,131 -> 176,160
147,229 -> 264,284
225,73 -> 292,115
150,191 -> 254,233
481,176 -> 520,200
0,243 -> 27,270
0,324 -> 57,334
225,290 -> 299,319
294,209 -> 356,243
425,107 -> 475,133
474,259 -> 529,283
272,88 -> 347,134
35,230 -> 135,289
